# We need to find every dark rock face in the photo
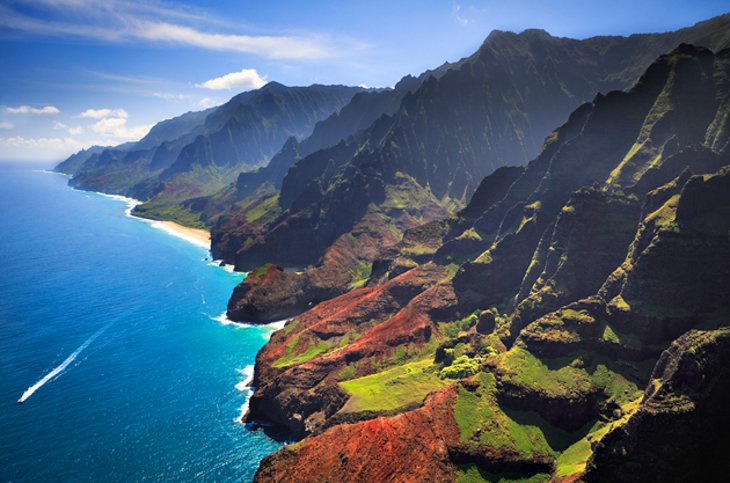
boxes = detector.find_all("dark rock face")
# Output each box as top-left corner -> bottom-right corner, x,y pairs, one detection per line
227,265 -> 311,323
585,328 -> 730,482
509,188 -> 642,335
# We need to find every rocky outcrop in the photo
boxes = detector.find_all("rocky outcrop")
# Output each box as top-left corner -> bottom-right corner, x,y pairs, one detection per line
254,387 -> 461,483
585,328 -> 730,482
247,264 -> 447,436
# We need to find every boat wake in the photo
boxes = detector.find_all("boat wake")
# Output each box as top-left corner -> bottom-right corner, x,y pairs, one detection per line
18,323 -> 112,403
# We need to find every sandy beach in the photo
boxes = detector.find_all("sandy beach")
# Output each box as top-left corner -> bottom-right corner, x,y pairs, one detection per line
157,221 -> 211,248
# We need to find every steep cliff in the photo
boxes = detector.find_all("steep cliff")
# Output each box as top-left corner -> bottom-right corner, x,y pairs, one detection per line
249,45 -> 730,482
223,17 -> 730,324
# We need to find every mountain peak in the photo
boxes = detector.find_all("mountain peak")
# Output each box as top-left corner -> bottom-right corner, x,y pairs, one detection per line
261,80 -> 287,91
520,28 -> 552,38
670,42 -> 713,57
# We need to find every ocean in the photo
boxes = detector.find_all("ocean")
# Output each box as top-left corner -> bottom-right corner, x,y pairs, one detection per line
0,162 -> 283,481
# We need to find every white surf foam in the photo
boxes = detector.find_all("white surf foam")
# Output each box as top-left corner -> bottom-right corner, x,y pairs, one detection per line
209,260 -> 237,273
234,365 -> 256,423
210,312 -> 289,333
18,323 -> 111,403
75,188 -> 213,250
267,320 -> 287,331
89,191 -> 142,217
211,312 -> 256,328
235,365 -> 255,391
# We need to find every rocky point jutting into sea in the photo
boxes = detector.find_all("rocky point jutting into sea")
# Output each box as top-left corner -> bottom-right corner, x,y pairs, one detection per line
52,12 -> 730,483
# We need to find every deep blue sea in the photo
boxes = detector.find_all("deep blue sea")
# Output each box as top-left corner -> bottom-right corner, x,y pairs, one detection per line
0,162 -> 283,481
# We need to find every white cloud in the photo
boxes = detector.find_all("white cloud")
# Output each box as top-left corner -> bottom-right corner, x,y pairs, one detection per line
76,105 -> 148,141
53,121 -> 84,135
0,121 -> 12,129
6,105 -> 60,115
0,135 -> 83,161
139,23 -> 336,60
198,97 -> 221,109
152,92 -> 188,102
79,108 -> 128,119
90,117 -> 151,141
196,69 -> 267,91
0,1 -> 355,60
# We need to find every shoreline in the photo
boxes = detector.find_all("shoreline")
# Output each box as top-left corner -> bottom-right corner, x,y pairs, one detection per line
74,186 -> 212,250
155,220 -> 211,248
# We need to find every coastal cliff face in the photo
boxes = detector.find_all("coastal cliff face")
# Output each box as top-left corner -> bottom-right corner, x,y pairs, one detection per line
220,15 -> 730,324
248,45 -> 730,482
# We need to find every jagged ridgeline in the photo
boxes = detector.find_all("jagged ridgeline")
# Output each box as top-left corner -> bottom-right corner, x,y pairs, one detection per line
247,44 -> 730,482
57,83 -> 368,226
222,14 -> 730,324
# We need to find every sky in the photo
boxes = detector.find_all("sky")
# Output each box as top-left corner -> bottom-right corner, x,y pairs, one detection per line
0,0 -> 728,162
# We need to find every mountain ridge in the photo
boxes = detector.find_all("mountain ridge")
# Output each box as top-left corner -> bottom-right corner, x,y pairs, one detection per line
220,15 -> 730,325
245,43 -> 730,482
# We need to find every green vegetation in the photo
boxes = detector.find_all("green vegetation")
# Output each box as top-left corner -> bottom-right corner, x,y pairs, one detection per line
349,260 -> 373,290
273,334 -> 331,368
498,347 -> 595,398
245,193 -> 281,224
554,398 -> 642,477
440,354 -> 482,379
456,228 -> 482,242
590,363 -> 641,405
337,364 -> 357,381
282,318 -> 299,335
443,311 -> 480,338
340,358 -> 447,412
247,263 -> 274,284
133,202 -> 206,229
644,193 -> 679,229
454,373 -> 561,458
455,465 -> 550,483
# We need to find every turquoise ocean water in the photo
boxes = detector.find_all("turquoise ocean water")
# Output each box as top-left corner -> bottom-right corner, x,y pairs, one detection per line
0,163 -> 283,481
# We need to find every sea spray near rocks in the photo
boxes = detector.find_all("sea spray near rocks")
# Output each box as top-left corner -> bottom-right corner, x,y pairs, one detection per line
235,365 -> 256,423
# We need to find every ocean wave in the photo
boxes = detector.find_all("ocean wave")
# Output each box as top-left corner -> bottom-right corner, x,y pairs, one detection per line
72,187 -> 141,217
211,312 -> 256,328
209,260 -> 237,273
267,320 -> 287,331
234,365 -> 255,423
78,188 -> 214,251
211,312 -> 289,333
235,365 -> 255,391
